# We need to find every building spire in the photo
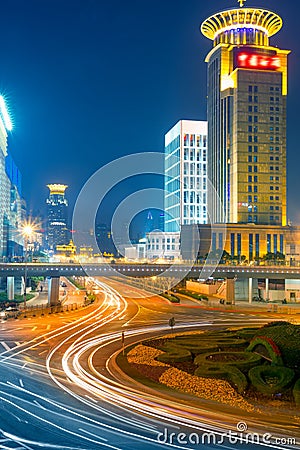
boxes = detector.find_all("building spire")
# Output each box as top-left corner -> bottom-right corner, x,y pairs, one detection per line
238,0 -> 246,7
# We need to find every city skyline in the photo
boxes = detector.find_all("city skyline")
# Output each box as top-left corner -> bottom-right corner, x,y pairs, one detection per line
2,0 -> 300,224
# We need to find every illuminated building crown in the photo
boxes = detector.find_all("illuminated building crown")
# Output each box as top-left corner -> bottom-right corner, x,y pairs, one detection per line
201,2 -> 282,47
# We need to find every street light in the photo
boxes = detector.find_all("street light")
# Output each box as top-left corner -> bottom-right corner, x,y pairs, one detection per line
21,222 -> 35,309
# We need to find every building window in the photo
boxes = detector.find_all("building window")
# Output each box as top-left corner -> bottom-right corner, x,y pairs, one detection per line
270,196 -> 274,200
270,216 -> 274,221
270,166 -> 274,171
267,234 -> 271,253
249,234 -> 253,260
254,186 -> 258,193
254,176 -> 258,182
237,234 -> 241,257
248,195 -> 252,203
255,234 -> 260,257
270,206 -> 274,210
248,186 -> 252,192
212,233 -> 216,251
270,186 -> 274,190
248,95 -> 252,102
248,116 -> 252,122
280,234 -> 284,254
248,215 -> 252,223
230,233 -> 235,257
270,156 -> 274,161
254,166 -> 257,172
253,156 -> 257,162
254,196 -> 257,203
219,233 -> 223,250
254,146 -> 258,152
248,136 -> 252,142
248,156 -> 252,162
248,126 -> 252,132
248,176 -> 252,182
248,166 -> 252,172
254,116 -> 258,123
274,234 -> 278,254
248,146 -> 252,152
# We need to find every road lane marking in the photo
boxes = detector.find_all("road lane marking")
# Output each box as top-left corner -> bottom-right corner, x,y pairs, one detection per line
19,379 -> 24,387
78,429 -> 107,442
15,342 -> 21,346
31,326 -> 37,331
0,342 -> 10,351
46,324 -> 50,330
85,394 -> 98,403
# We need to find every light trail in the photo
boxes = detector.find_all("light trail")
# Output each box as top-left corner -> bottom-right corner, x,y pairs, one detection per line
0,278 -> 297,449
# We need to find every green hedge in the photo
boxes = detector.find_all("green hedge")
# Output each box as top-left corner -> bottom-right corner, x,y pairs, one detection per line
215,338 -> 248,349
169,341 -> 219,356
155,345 -> 192,363
160,293 -> 180,303
251,323 -> 300,370
247,337 -> 283,366
194,364 -> 247,394
292,378 -> 300,406
248,365 -> 295,396
194,351 -> 262,373
236,328 -> 260,341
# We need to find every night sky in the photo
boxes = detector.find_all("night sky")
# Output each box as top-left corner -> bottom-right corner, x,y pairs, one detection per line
2,0 -> 300,226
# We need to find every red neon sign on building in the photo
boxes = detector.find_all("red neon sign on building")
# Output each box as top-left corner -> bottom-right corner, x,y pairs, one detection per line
237,53 -> 281,70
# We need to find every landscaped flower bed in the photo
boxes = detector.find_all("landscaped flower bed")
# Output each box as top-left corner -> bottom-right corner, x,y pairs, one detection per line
127,344 -> 254,411
125,322 -> 300,414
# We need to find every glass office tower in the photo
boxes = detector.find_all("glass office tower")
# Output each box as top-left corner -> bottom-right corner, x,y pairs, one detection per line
164,120 -> 208,232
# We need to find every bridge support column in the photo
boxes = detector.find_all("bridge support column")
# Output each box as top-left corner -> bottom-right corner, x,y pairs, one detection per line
48,277 -> 60,306
226,278 -> 235,305
7,277 -> 14,301
266,278 -> 269,301
248,278 -> 253,304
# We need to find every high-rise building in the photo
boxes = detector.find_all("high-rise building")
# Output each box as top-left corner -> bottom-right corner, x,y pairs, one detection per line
0,96 -> 24,260
164,120 -> 208,232
201,1 -> 289,225
46,184 -> 69,250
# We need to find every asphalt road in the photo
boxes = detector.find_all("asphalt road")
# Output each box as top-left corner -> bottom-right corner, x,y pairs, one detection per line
0,277 -> 298,450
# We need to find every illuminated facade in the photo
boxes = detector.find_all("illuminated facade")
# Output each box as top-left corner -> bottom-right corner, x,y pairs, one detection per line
201,2 -> 289,225
46,184 -> 69,250
0,96 -> 23,259
164,120 -> 208,232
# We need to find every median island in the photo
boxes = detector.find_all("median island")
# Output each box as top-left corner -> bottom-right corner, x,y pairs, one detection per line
121,322 -> 300,416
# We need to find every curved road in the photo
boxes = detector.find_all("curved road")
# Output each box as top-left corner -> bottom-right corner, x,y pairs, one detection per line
0,278 -> 298,450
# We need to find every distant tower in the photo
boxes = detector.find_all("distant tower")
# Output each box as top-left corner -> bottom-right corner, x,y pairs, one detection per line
46,184 -> 69,250
145,211 -> 154,236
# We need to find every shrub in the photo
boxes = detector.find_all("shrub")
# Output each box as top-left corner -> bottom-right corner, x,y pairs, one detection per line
171,341 -> 219,356
292,378 -> 300,406
215,338 -> 248,350
248,365 -> 295,396
160,293 -> 180,303
236,328 -> 260,341
247,337 -> 283,366
155,345 -> 192,363
194,351 -> 262,372
251,324 -> 300,370
195,364 -> 247,394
